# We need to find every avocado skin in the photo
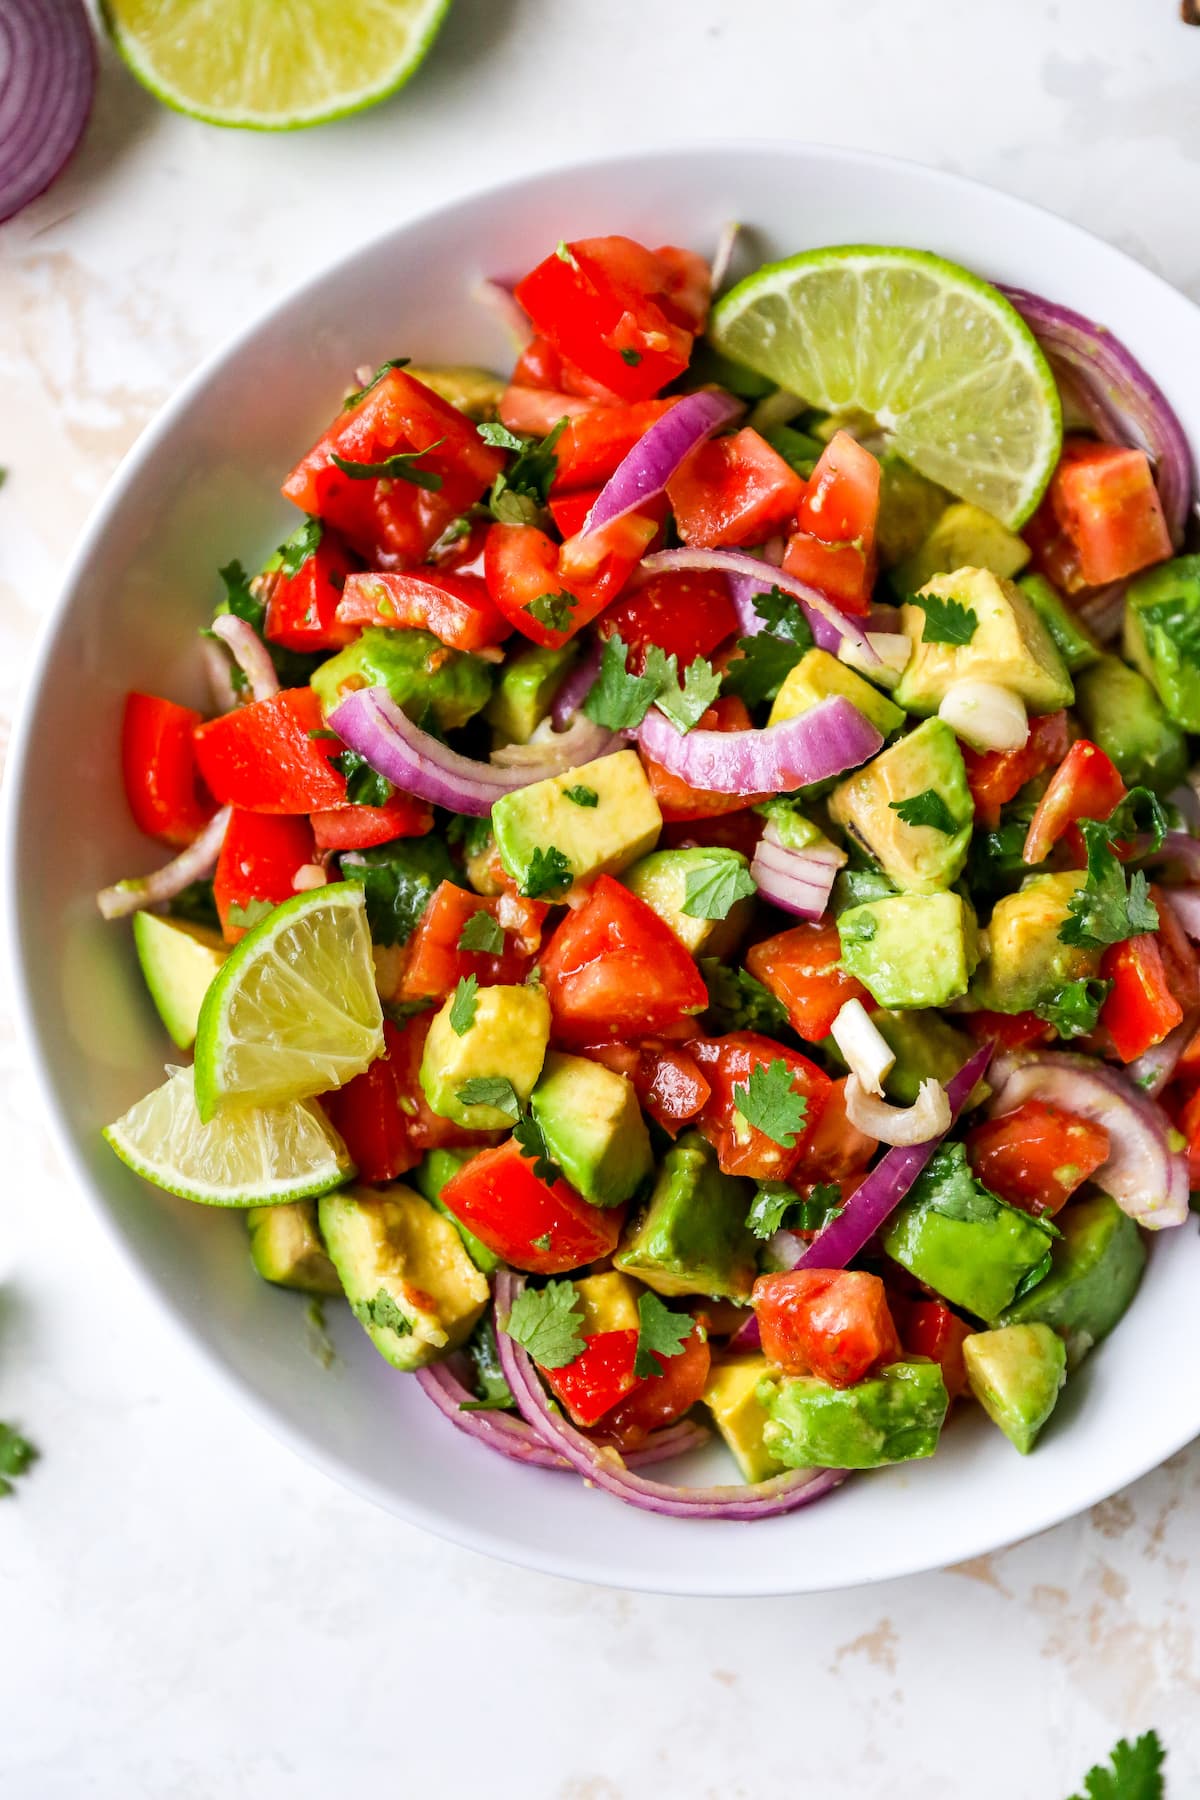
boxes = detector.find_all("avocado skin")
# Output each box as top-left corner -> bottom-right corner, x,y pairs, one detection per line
762,1361 -> 949,1470
1001,1193 -> 1146,1367
963,1324 -> 1066,1454
1072,655 -> 1187,795
311,626 -> 493,733
881,1188 -> 1056,1323
615,1132 -> 757,1301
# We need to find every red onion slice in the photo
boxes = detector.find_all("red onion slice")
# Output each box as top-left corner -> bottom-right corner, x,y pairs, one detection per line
1135,830 -> 1200,883
638,694 -> 882,796
1162,885 -> 1200,941
1127,1008 -> 1200,1099
750,831 -> 841,919
581,389 -> 742,536
550,641 -> 603,730
211,614 -> 279,703
638,547 -> 880,669
0,0 -> 95,224
473,278 -> 532,351
710,221 -> 741,292
414,1360 -> 569,1469
97,807 -> 231,921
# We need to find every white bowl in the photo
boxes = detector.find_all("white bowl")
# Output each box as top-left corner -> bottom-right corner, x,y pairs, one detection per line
8,143 -> 1200,1595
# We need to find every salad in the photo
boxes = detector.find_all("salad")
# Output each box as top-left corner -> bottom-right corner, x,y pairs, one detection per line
99,231 -> 1200,1521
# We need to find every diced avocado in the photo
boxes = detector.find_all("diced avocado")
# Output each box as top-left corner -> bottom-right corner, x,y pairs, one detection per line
318,1185 -> 489,1371
1019,572 -> 1101,672
311,626 -> 493,733
247,1201 -> 342,1296
485,641 -> 579,744
404,364 -> 506,421
1072,655 -> 1188,795
492,749 -> 662,892
891,503 -> 1030,597
838,891 -> 979,1009
1124,555 -> 1200,731
615,1131 -> 756,1301
769,647 -> 904,738
530,1051 -> 652,1207
971,872 -> 1102,1013
704,1355 -> 786,1482
762,1362 -> 949,1470
895,567 -> 1074,716
419,982 -> 550,1128
1001,1193 -> 1146,1366
875,454 -> 950,569
622,847 -> 755,958
132,912 -> 226,1050
829,719 -> 972,894
412,1148 -> 499,1274
574,1269 -> 641,1333
963,1324 -> 1066,1454
759,422 -> 823,476
688,340 -> 778,401
869,1009 -> 989,1108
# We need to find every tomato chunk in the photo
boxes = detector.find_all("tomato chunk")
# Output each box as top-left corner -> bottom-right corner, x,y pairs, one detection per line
310,792 -> 433,853
962,710 -> 1070,830
263,525 -> 359,654
541,875 -> 708,1045
966,1099 -> 1110,1216
484,513 -> 657,649
547,488 -> 603,539
893,1298 -> 972,1401
213,810 -> 313,944
551,399 -> 681,491
542,1329 -> 640,1428
689,1032 -> 832,1182
790,1075 -> 877,1183
320,1026 -> 421,1183
592,1321 -> 711,1451
1048,438 -> 1172,588
1150,885 -> 1200,1012
1021,738 -> 1125,867
1100,933 -> 1183,1063
640,696 -> 768,822
193,688 -> 349,814
598,568 -> 738,671
745,922 -> 870,1043
666,428 -> 804,549
752,1269 -> 901,1387
334,568 -> 510,654
782,431 -> 881,615
440,1139 -> 622,1273
965,1010 -> 1054,1052
399,881 -> 545,1001
121,692 -> 215,847
632,1040 -> 712,1136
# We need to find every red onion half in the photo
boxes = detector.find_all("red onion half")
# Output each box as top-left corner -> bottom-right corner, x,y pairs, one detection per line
582,389 -> 742,535
638,694 -> 882,796
0,0 -> 95,224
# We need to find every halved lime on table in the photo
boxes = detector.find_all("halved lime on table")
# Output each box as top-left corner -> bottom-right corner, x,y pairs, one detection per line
710,246 -> 1062,528
101,0 -> 453,130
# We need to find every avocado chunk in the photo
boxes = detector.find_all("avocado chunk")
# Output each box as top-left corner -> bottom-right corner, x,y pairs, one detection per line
485,641 -> 579,744
247,1201 -> 342,1296
1018,573 -> 1101,672
829,719 -> 972,894
311,626 -> 493,733
575,1268 -> 641,1332
895,567 -> 1074,716
530,1051 -> 652,1207
1001,1192 -> 1146,1367
704,1355 -> 786,1482
875,454 -> 950,569
1072,655 -> 1188,794
963,1324 -> 1066,1454
891,503 -> 1030,597
492,748 -> 662,893
615,1131 -> 756,1301
971,872 -> 1103,1013
318,1185 -> 489,1370
869,1008 -> 989,1107
881,1143 -> 1057,1322
404,364 -> 506,421
762,1361 -> 949,1470
412,1148 -> 499,1274
133,912 -> 226,1050
1124,555 -> 1200,731
838,891 -> 979,1008
622,846 -> 755,958
769,647 -> 905,738
419,982 -> 550,1128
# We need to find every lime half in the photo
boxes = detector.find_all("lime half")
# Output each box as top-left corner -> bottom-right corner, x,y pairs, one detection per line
710,246 -> 1062,527
101,0 -> 453,130
194,883 -> 383,1121
104,1067 -> 354,1206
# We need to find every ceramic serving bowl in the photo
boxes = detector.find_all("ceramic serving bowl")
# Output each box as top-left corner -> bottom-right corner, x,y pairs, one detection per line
8,142 -> 1200,1595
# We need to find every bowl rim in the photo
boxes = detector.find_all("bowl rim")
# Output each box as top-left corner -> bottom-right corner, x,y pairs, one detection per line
7,137 -> 1200,1596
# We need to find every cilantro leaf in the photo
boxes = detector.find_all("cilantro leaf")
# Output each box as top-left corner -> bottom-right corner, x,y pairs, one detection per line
329,439 -> 446,491
340,835 -> 454,947
732,1059 -> 809,1148
681,855 -> 758,920
275,515 -> 323,576
168,879 -> 220,930
521,845 -> 573,899
721,588 -> 815,708
524,590 -> 577,634
750,586 -> 814,644
449,974 -> 479,1036
352,1289 -> 413,1336
504,1280 -> 587,1368
889,788 -> 961,835
457,1075 -> 521,1119
653,651 -> 722,733
477,422 -> 527,453
700,960 -> 788,1034
562,785 -> 599,808
1105,785 -> 1167,853
910,592 -> 978,645
620,348 -> 642,367
486,416 -> 568,522
0,1422 -> 37,1496
344,357 -> 409,410
793,1183 -> 846,1234
458,910 -> 506,954
459,1318 -> 516,1412
331,748 -> 393,808
225,898 -> 274,931
634,1291 -> 695,1379
513,1109 -> 564,1186
217,558 -> 265,634
1067,1729 -> 1165,1800
445,812 -> 494,860
748,1180 -> 845,1239
745,1182 -> 796,1239
910,1142 -> 1002,1224
1035,977 -> 1112,1039
583,632 -> 663,731
1060,817 -> 1160,950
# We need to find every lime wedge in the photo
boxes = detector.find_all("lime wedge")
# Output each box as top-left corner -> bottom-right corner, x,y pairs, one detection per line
193,883 -> 383,1121
101,0 -> 453,130
710,246 -> 1062,528
104,1067 -> 354,1206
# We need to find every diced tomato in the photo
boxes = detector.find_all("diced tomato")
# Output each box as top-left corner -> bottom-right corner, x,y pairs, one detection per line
440,1138 -> 623,1273
1100,933 -> 1183,1063
514,236 -> 706,402
213,810 -> 314,944
385,1012 -> 494,1155
592,1322 -> 711,1452
660,809 -> 766,859
641,696 -> 768,822
1021,738 -> 1125,866
1046,438 -> 1173,589
511,334 -> 569,391
310,792 -> 434,853
334,568 -> 511,654
893,1298 -> 972,1401
631,1041 -> 712,1136
752,1269 -> 901,1388
1150,886 -> 1200,1012
121,692 -> 216,847
542,1329 -> 640,1428
484,512 -> 658,649
1175,1019 -> 1200,1086
598,568 -> 739,670
965,1010 -> 1055,1051
281,367 -> 504,566
263,525 -> 359,654
966,1098 -> 1111,1216
548,488 -> 602,539
553,399 -> 681,492
962,709 -> 1071,830
689,1032 -> 832,1182
790,1076 -> 877,1183
427,514 -> 491,573
193,688 -> 348,814
497,386 -> 603,440
783,431 -> 881,615
1179,1085 -> 1200,1188
666,428 -> 803,549
320,1030 -> 420,1183
745,922 -> 870,1043
398,881 -> 545,1000
577,1041 -> 641,1081
541,875 -> 708,1045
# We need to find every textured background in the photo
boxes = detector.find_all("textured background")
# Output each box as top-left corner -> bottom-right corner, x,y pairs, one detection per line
2,2 -> 1199,1794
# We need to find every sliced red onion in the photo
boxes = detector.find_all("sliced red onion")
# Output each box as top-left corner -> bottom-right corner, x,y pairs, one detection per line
1161,885 -> 1200,941
987,1051 -> 1189,1230
750,831 -> 840,919
728,1313 -> 762,1353
489,712 -> 615,772
414,1360 -> 569,1469
211,614 -> 279,703
1135,830 -> 1200,882
200,638 -> 239,715
1072,581 -> 1126,645
495,1272 -> 847,1519
473,278 -> 532,351
638,548 -> 880,669
97,807 -> 231,921
0,0 -> 95,224
582,390 -> 741,536
1127,1008 -> 1200,1099
550,641 -> 603,730
710,221 -> 741,292
1001,286 -> 1195,546
638,694 -> 882,796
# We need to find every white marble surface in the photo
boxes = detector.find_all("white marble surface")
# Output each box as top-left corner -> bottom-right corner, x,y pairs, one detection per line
3,2 -> 1200,1793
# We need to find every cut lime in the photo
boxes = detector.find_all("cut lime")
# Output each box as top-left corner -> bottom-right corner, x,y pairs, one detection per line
193,883 -> 383,1121
101,0 -> 453,131
710,246 -> 1062,528
104,1066 -> 354,1206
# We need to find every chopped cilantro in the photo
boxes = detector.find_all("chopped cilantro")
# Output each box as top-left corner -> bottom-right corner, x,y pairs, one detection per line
217,558 -> 265,634
584,633 -> 665,731
225,897 -> 274,931
486,416 -> 568,523
524,590 -> 578,634
1010,1250 -> 1053,1304
750,586 -> 814,644
0,1422 -> 37,1497
521,845 -> 573,899
531,1231 -> 553,1252
329,439 -> 446,490
446,812 -> 494,861
331,748 -> 393,808
352,1290 -> 413,1336
889,788 -> 961,835
477,421 -> 528,453
504,1279 -> 586,1368
910,592 -> 978,645
340,835 -> 454,946
457,1075 -> 521,1119
1105,785 -> 1167,853
276,516 -> 323,576
633,1291 -> 695,1379
653,650 -> 722,733
459,1318 -> 516,1412
700,960 -> 788,1034
459,910 -> 505,954
1060,815 -> 1160,949
721,589 -> 815,709
620,348 -> 643,367
1035,978 -> 1112,1039
168,879 -> 220,929
681,855 -> 758,920
344,357 -> 409,410
732,1059 -> 809,1148
745,1182 -> 797,1239
513,1109 -> 564,1186
449,974 -> 479,1036
1067,1729 -> 1165,1800
562,784 -> 599,808
793,1183 -> 846,1234
555,240 -> 580,268
911,1142 -> 1002,1224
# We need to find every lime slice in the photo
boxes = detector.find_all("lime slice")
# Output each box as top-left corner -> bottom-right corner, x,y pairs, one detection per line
194,883 -> 383,1121
710,246 -> 1062,528
104,1067 -> 354,1206
101,0 -> 452,131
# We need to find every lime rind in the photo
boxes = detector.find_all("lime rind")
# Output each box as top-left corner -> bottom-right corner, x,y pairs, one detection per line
710,245 -> 1062,528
